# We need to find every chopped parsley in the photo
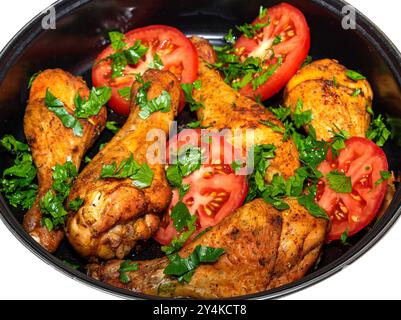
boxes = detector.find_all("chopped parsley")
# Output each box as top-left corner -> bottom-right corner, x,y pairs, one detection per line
340,228 -> 349,245
27,70 -> 42,89
69,197 -> 84,212
45,89 -> 83,137
74,87 -> 112,119
0,135 -> 38,210
375,171 -> 392,186
106,121 -> 120,134
301,55 -> 312,68
273,35 -> 282,45
326,170 -> 352,194
100,153 -> 154,189
45,87 -> 111,136
149,53 -> 164,70
366,114 -> 391,147
135,74 -> 171,119
163,245 -> 225,284
118,86 -> 131,101
346,69 -> 366,81
100,32 -> 148,79
352,88 -> 361,97
40,160 -> 78,231
119,260 -> 139,284
181,79 -> 203,112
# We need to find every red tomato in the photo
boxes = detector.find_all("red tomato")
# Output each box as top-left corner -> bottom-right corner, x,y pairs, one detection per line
153,129 -> 248,245
317,137 -> 389,241
234,3 -> 310,101
92,25 -> 199,115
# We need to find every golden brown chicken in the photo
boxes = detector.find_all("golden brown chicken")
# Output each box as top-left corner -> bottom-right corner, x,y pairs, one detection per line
66,70 -> 180,260
88,198 -> 326,298
23,69 -> 107,253
190,37 -> 299,180
284,59 -> 373,140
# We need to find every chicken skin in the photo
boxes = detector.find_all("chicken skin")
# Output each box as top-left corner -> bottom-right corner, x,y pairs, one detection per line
88,198 -> 326,298
23,69 -> 106,253
190,37 -> 300,180
66,70 -> 180,260
284,59 -> 373,140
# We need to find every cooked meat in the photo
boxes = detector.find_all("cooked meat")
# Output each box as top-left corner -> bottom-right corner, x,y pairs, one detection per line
284,59 -> 373,141
190,37 -> 300,180
66,70 -> 180,260
88,198 -> 327,298
23,69 -> 107,253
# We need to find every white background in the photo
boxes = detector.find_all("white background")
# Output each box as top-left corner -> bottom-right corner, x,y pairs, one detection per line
0,0 -> 400,300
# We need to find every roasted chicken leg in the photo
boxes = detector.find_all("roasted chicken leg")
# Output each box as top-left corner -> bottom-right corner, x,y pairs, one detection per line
88,198 -> 326,298
66,70 -> 180,260
190,37 -> 300,180
284,59 -> 373,140
23,69 -> 107,252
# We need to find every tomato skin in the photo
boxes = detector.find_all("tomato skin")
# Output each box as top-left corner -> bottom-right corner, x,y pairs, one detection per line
317,137 -> 389,241
92,25 -> 198,115
235,3 -> 310,101
153,129 -> 248,246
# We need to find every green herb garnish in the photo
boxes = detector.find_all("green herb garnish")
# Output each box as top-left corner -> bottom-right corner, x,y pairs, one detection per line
119,260 -> 139,284
100,153 -> 153,189
346,69 -> 366,81
375,171 -> 392,186
326,170 -> 352,194
0,135 -> 38,210
163,245 -> 225,284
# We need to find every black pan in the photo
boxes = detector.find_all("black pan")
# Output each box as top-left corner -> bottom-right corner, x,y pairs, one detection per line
1,0 -> 401,300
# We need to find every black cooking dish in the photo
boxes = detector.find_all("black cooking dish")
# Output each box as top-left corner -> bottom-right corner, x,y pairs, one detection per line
1,0 -> 401,300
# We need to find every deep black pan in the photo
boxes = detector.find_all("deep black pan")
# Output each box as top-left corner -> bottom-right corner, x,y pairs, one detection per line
1,0 -> 401,300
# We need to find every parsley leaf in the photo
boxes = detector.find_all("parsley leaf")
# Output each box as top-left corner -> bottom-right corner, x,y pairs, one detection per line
69,197 -> 84,211
375,171 -> 392,186
118,86 -> 131,101
102,38 -> 148,79
74,87 -> 111,119
252,56 -> 283,90
100,153 -> 153,189
109,31 -> 126,51
301,55 -> 312,68
224,29 -> 236,44
149,53 -> 164,70
163,245 -> 225,284
119,260 -> 139,284
27,70 -> 42,89
326,170 -> 352,194
170,201 -> 191,232
181,80 -> 203,112
135,75 -> 171,119
298,188 -> 329,220
0,135 -> 38,210
162,214 -> 197,255
259,119 -> 285,133
340,228 -> 349,245
236,19 -> 270,39
366,114 -> 391,147
45,89 -> 83,137
292,99 -> 313,129
106,121 -> 120,134
346,69 -> 366,81
40,160 -> 78,231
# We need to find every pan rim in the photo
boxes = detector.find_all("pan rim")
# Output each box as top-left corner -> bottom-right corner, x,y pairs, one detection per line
1,0 -> 401,300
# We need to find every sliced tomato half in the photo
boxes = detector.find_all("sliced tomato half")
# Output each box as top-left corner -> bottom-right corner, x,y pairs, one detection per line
317,137 -> 389,241
92,25 -> 199,115
234,3 -> 310,101
153,129 -> 248,246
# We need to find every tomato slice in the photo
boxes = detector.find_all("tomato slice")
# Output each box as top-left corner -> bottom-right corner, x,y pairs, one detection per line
234,3 -> 310,101
317,137 -> 389,241
153,129 -> 248,245
92,25 -> 199,115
